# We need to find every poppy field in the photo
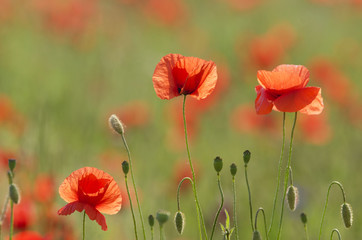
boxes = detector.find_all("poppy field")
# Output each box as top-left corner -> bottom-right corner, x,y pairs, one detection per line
1,0 -> 362,239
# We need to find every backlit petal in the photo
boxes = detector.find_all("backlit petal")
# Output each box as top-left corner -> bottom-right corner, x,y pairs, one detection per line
299,88 -> 324,115
84,205 -> 108,231
96,180 -> 122,215
273,64 -> 310,87
57,201 -> 85,215
255,85 -> 274,115
189,61 -> 217,100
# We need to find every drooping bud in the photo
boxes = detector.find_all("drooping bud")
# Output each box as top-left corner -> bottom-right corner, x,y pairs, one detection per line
300,213 -> 307,225
122,161 -> 129,175
156,210 -> 170,226
174,211 -> 185,234
286,185 -> 298,211
109,114 -> 125,135
213,156 -> 223,173
9,184 -> 20,204
341,203 -> 353,228
8,159 -> 16,172
253,230 -> 262,240
243,150 -> 251,165
230,163 -> 237,177
148,214 -> 155,227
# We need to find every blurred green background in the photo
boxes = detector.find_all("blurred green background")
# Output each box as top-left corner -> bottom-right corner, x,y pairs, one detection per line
1,0 -> 362,239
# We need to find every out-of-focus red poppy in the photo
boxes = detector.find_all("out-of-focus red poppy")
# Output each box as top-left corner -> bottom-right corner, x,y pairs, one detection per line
34,174 -> 55,203
153,54 -> 218,100
57,167 -> 122,231
255,64 -> 324,115
298,112 -> 332,145
6,198 -> 36,230
0,149 -> 17,168
12,231 -> 44,240
0,0 -> 12,23
224,0 -> 262,11
110,101 -> 151,128
144,0 -> 187,26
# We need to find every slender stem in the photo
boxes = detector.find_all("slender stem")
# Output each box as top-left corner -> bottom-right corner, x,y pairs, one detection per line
319,181 -> 346,240
255,208 -> 269,240
232,177 -> 239,240
288,167 -> 294,186
83,210 -> 86,240
330,229 -> 342,240
125,175 -> 138,240
151,227 -> 154,240
182,95 -> 208,240
160,225 -> 164,240
304,223 -> 309,240
177,177 -> 193,211
210,173 -> 224,240
9,200 -> 14,240
121,133 -> 146,240
268,112 -> 286,236
277,112 -> 298,240
244,164 -> 254,232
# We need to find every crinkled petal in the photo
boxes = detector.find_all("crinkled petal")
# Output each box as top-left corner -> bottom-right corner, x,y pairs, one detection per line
273,64 -> 310,87
189,61 -> 217,100
84,205 -> 108,231
255,85 -> 274,115
152,53 -> 184,99
299,88 -> 324,115
96,180 -> 122,215
57,201 -> 85,216
274,87 -> 322,113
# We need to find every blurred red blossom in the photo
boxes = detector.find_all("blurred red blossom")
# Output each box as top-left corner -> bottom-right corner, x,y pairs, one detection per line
298,111 -> 332,145
143,0 -> 188,26
12,231 -> 44,240
6,198 -> 36,230
109,101 -> 151,129
173,160 -> 199,192
34,174 -> 55,203
0,149 -> 17,169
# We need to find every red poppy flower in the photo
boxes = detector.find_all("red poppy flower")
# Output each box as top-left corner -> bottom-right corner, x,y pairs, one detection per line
255,64 -> 324,115
57,167 -> 122,231
12,231 -> 44,240
152,54 -> 218,100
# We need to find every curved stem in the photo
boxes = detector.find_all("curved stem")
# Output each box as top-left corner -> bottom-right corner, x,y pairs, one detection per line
177,177 -> 193,211
9,200 -> 14,240
125,175 -> 138,240
83,211 -> 86,240
319,181 -> 346,240
210,173 -> 224,240
277,112 -> 298,240
182,95 -> 208,240
245,164 -> 254,232
232,177 -> 239,240
255,208 -> 269,240
268,112 -> 286,236
330,228 -> 342,240
121,134 -> 146,240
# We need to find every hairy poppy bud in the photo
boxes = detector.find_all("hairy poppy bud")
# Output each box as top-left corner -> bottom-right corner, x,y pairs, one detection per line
243,150 -> 251,165
287,185 -> 298,211
148,214 -> 155,227
9,184 -> 20,204
156,210 -> 170,226
122,161 -> 129,175
253,230 -> 262,240
300,213 -> 307,225
341,203 -> 353,228
8,159 -> 16,172
230,163 -> 237,177
174,211 -> 185,234
214,156 -> 223,173
109,114 -> 125,135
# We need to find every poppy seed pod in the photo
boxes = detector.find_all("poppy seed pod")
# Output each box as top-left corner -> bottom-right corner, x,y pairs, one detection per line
300,213 -> 307,225
109,114 -> 125,135
341,203 -> 353,228
213,156 -> 223,173
156,210 -> 170,226
148,214 -> 155,227
243,150 -> 251,165
174,211 -> 185,234
253,230 -> 262,240
8,159 -> 16,172
230,163 -> 237,177
122,161 -> 129,175
287,185 -> 298,211
9,184 -> 20,204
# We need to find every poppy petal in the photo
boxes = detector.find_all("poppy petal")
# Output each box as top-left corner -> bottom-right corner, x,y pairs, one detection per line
299,88 -> 324,115
189,61 -> 217,100
255,85 -> 274,115
273,87 -> 323,113
273,64 -> 310,87
96,180 -> 122,215
153,53 -> 184,99
57,201 -> 85,215
84,205 -> 108,231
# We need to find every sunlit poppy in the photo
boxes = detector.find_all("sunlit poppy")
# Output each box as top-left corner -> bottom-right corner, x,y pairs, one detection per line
57,167 -> 122,231
255,64 -> 324,115
12,231 -> 44,240
153,54 -> 218,100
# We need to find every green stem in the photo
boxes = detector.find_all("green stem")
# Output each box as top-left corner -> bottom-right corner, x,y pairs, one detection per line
160,225 -> 164,240
277,112 -> 298,240
125,175 -> 138,240
177,177 -> 193,211
210,173 -> 224,240
83,210 -> 86,240
268,112 -> 286,236
151,227 -> 154,240
9,200 -> 14,240
121,133 -> 146,240
330,229 -> 342,240
319,181 -> 346,240
182,95 -> 208,240
304,223 -> 309,240
255,208 -> 269,240
244,164 -> 254,232
232,177 -> 239,240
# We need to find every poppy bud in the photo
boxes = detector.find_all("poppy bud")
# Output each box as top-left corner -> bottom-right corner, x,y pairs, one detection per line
341,203 -> 353,228
9,184 -> 20,204
156,210 -> 170,226
300,213 -> 307,225
8,159 -> 16,172
109,114 -> 125,135
214,156 -> 223,173
122,161 -> 129,175
174,211 -> 185,234
230,163 -> 237,177
243,150 -> 251,165
148,214 -> 155,227
286,185 -> 298,211
253,230 -> 262,240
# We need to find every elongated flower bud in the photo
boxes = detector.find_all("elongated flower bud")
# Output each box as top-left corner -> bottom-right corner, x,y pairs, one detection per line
253,230 -> 262,240
156,210 -> 170,226
214,156 -> 223,173
109,114 -> 125,135
122,161 -> 129,175
230,163 -> 237,176
174,211 -> 185,234
287,185 -> 298,211
341,203 -> 353,228
148,214 -> 155,227
300,213 -> 307,225
243,150 -> 251,165
9,184 -> 20,204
